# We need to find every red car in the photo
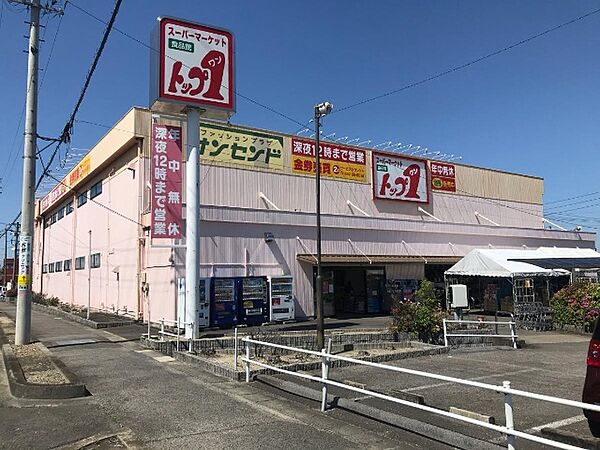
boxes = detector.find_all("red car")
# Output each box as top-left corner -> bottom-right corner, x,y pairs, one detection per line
583,318 -> 600,437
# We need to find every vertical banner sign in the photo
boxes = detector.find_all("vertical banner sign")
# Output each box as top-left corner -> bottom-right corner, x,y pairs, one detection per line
151,124 -> 183,238
155,17 -> 234,112
291,137 -> 367,182
372,153 -> 429,203
430,161 -> 456,192
17,236 -> 31,291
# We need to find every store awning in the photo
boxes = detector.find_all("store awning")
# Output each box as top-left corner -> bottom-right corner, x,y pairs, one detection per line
296,254 -> 460,265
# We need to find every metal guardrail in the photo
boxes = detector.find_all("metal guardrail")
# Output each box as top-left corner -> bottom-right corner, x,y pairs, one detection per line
242,336 -> 600,450
443,318 -> 518,349
158,318 -> 193,352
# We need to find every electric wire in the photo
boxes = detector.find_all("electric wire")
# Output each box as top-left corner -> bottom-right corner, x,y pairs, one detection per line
334,7 -> 600,114
67,0 -> 310,130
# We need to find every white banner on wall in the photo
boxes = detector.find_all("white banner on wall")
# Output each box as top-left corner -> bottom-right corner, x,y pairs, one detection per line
372,152 -> 429,203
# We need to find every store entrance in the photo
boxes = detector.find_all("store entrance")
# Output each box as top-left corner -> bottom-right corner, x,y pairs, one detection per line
314,266 -> 387,317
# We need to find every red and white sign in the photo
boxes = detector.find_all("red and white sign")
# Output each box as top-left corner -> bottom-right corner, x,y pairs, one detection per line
430,161 -> 456,192
157,17 -> 234,111
372,153 -> 429,203
151,124 -> 183,239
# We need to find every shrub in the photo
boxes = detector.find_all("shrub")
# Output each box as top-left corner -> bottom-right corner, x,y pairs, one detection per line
550,282 -> 600,330
389,279 -> 447,343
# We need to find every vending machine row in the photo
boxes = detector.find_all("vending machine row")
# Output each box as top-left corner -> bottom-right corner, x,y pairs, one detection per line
184,276 -> 295,332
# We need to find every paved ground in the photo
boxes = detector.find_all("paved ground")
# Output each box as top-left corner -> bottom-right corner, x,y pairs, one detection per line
0,302 -> 458,449
275,331 -> 597,449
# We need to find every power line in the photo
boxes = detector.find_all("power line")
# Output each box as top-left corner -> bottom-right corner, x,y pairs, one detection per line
544,195 -> 600,212
334,7 -> 600,114
44,173 -> 143,226
67,0 -> 310,130
545,190 -> 600,205
59,0 -> 121,145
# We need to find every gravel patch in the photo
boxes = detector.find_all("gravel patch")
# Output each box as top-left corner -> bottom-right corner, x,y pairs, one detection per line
12,342 -> 68,385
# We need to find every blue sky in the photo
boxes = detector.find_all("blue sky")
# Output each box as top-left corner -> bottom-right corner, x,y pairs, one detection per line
1,0 -> 600,231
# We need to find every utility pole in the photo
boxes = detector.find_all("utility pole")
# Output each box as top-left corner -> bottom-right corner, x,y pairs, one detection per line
3,228 -> 7,288
15,0 -> 41,345
13,0 -> 62,345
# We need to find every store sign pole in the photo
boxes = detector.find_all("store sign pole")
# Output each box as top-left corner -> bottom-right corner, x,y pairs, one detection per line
185,109 -> 201,339
151,17 -> 235,338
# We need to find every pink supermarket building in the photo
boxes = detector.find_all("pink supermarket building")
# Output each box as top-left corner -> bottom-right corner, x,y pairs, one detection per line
32,107 -> 596,324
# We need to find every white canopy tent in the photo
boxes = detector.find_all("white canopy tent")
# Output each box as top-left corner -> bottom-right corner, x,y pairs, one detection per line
445,248 -> 571,278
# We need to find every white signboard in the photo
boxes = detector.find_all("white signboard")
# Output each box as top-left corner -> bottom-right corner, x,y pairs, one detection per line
372,152 -> 429,203
152,17 -> 235,113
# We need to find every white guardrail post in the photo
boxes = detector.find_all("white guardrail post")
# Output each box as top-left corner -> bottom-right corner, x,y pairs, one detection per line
321,337 -> 332,412
503,380 -> 516,450
510,322 -> 517,349
443,318 -> 448,347
176,316 -> 180,352
245,338 -> 251,383
234,327 -> 238,370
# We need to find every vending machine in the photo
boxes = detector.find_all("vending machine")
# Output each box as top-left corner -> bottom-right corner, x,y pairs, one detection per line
197,278 -> 211,329
268,275 -> 294,322
210,277 -> 238,328
237,277 -> 269,326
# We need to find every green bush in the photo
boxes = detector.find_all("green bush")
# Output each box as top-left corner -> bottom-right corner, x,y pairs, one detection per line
550,282 -> 600,330
389,280 -> 447,343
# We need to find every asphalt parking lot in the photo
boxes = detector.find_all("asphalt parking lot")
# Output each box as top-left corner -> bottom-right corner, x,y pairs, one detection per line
271,331 -> 597,449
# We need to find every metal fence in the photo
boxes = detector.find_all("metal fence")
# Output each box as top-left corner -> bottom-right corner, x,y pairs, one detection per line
242,336 -> 600,450
158,318 -> 193,352
443,318 -> 518,349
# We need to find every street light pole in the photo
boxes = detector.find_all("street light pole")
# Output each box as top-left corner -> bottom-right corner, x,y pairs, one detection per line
314,101 -> 333,351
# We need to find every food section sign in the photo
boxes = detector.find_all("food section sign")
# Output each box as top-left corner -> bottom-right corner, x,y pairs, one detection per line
151,124 -> 183,239
153,17 -> 234,112
372,153 -> 429,203
430,161 -> 456,192
291,138 -> 367,182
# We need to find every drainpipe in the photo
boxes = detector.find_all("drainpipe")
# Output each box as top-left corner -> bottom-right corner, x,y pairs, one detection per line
136,138 -> 143,319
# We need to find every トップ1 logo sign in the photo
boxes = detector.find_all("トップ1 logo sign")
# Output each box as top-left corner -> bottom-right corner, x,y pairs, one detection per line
372,153 -> 429,203
153,17 -> 235,113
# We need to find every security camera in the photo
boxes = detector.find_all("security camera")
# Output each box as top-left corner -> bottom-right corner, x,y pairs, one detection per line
575,226 -> 582,232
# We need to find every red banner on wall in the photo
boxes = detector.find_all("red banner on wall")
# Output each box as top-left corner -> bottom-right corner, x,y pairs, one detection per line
430,161 -> 456,192
151,124 -> 183,238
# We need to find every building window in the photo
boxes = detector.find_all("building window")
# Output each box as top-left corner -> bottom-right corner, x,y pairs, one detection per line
90,180 -> 102,199
55,261 -> 63,272
90,253 -> 101,269
44,218 -> 49,229
64,259 -> 71,271
48,262 -> 55,273
75,256 -> 85,270
57,207 -> 65,220
51,212 -> 57,224
42,264 -> 48,274
65,201 -> 73,215
77,192 -> 87,207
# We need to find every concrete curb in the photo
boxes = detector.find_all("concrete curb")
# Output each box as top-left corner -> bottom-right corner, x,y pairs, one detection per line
540,427 -> 600,450
256,374 -> 503,450
1,344 -> 88,399
31,303 -> 137,329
